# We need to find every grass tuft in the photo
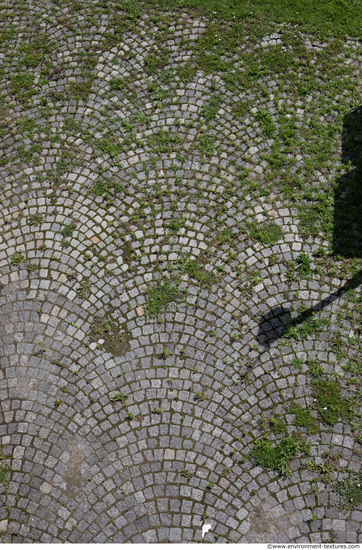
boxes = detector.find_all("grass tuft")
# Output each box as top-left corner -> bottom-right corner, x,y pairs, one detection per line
249,222 -> 283,245
146,279 -> 181,316
251,435 -> 302,474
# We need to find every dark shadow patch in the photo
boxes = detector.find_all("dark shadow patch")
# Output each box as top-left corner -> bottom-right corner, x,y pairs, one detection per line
257,306 -> 291,348
333,106 -> 362,258
257,271 -> 361,348
258,106 -> 362,348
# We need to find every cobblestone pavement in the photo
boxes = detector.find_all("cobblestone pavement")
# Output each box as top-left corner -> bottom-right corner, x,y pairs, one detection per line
0,0 -> 361,544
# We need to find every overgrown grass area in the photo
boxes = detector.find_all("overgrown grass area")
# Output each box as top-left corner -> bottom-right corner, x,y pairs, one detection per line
123,0 -> 361,37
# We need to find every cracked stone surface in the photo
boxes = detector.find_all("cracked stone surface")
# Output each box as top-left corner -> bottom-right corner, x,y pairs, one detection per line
0,0 -> 361,544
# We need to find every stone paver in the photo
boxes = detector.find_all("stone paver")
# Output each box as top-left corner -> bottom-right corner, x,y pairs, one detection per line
0,0 -> 361,545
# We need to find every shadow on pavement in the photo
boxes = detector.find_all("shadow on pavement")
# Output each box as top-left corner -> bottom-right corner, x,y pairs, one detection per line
258,106 -> 361,349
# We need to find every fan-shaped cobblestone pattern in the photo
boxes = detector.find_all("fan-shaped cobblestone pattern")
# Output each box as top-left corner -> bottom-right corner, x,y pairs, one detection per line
0,1 -> 361,544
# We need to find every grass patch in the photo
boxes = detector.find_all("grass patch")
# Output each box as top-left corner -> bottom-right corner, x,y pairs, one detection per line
147,0 -> 361,37
29,213 -> 43,225
176,61 -> 197,82
92,177 -> 122,198
168,219 -> 184,235
289,403 -> 320,434
97,133 -> 123,158
10,74 -> 35,102
69,77 -> 94,100
256,109 -> 276,137
218,228 -> 234,245
249,222 -> 283,245
269,417 -> 287,434
312,377 -> 354,425
61,223 -> 77,238
19,36 -> 54,67
144,45 -> 170,74
283,313 -> 330,340
201,96 -> 221,120
291,356 -> 304,370
251,434 -> 304,474
178,255 -> 215,288
92,180 -> 109,196
110,392 -> 128,404
295,253 -> 312,277
198,133 -> 217,157
233,100 -> 249,119
298,203 -> 333,241
109,77 -> 125,91
334,471 -> 362,510
147,129 -> 182,155
146,279 -> 181,316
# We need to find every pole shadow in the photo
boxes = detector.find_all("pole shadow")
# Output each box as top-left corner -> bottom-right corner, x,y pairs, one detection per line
258,106 -> 362,349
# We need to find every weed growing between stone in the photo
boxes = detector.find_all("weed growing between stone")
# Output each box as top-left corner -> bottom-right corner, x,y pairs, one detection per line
0,464 -> 11,482
0,0 -> 361,543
